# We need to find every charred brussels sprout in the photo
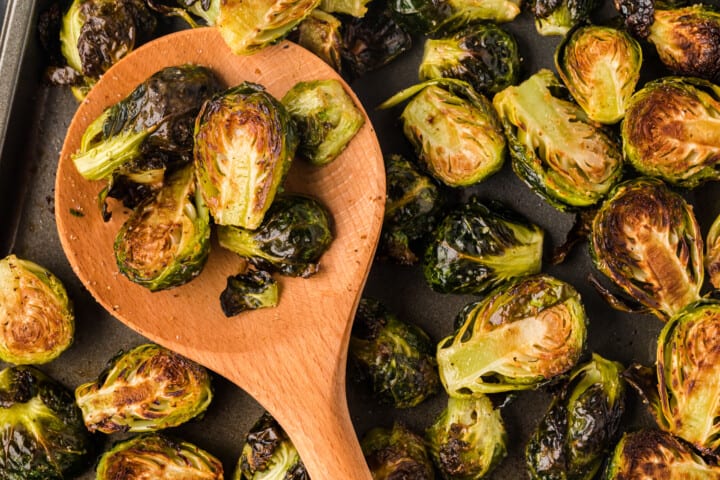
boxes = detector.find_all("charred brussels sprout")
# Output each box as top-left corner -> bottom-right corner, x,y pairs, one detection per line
531,0 -> 601,36
97,433 -> 224,479
419,22 -> 520,95
622,76 -> 720,188
493,69 -> 624,210
423,197 -> 544,295
706,212 -> 720,290
383,79 -> 506,187
59,0 -> 156,98
426,394 -> 507,479
390,0 -> 522,34
114,165 -> 210,292
648,5 -> 720,84
194,82 -> 298,229
235,412 -> 308,479
217,194 -> 334,277
0,255 -> 74,365
526,353 -> 627,480
349,298 -> 439,408
437,274 -> 587,395
281,79 -> 365,166
146,0 -> 220,27
220,270 -> 279,317
381,154 -> 445,265
294,9 -> 343,71
555,25 -> 642,124
590,177 -> 703,320
75,343 -> 213,434
72,64 -> 222,181
605,429 -> 720,479
361,423 -> 435,479
0,366 -> 94,479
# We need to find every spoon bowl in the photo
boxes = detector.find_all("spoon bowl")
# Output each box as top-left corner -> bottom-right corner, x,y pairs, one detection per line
55,28 -> 384,479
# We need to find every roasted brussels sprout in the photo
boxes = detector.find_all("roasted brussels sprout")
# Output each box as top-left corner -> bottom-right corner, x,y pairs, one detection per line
531,0 -> 601,35
622,76 -> 720,188
380,153 -> 445,265
0,254 -> 74,365
340,2 -> 413,77
281,79 -> 365,166
235,411 -> 308,479
97,433 -> 224,479
217,193 -> 334,278
194,82 -> 298,229
293,9 -> 343,71
426,394 -> 507,479
146,0 -> 220,27
423,197 -> 544,295
555,25 -> 642,124
418,22 -> 520,95
382,79 -> 506,187
389,0 -> 522,34
493,69 -> 624,210
437,274 -> 587,395
220,269 -> 279,317
361,422 -> 435,479
706,212 -> 720,290
648,4 -> 720,84
590,177 -> 703,321
605,429 -> 720,479
72,64 -> 222,182
114,165 -> 211,292
349,298 -> 439,408
0,365 -> 94,479
59,0 -> 156,98
526,353 -> 627,480
320,0 -> 372,17
75,343 -> 213,434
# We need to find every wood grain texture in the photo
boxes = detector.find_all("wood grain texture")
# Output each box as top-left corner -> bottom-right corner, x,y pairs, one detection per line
55,28 -> 384,480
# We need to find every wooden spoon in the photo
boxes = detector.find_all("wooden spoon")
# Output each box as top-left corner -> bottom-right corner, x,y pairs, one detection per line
55,28 -> 384,479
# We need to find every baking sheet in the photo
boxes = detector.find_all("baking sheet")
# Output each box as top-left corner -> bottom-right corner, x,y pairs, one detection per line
1,0 -> 719,478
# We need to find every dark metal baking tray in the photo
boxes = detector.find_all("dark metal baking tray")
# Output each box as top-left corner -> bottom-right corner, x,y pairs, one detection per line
1,0 -> 719,478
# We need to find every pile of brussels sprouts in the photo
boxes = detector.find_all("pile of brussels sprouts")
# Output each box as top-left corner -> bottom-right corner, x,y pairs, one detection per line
23,0 -> 720,477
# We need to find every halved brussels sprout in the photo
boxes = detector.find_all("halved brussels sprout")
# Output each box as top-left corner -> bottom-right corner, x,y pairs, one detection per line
605,429 -> 720,479
381,153 -> 445,265
194,82 -> 298,229
146,0 -> 220,28
706,212 -> 720,290
114,165 -> 211,292
0,255 -> 74,365
382,79 -> 506,187
426,394 -> 507,479
555,25 -> 642,124
220,269 -> 279,317
75,343 -> 213,434
493,69 -> 624,210
648,5 -> 720,84
217,193 -> 334,277
349,298 -> 439,408
526,353 -> 627,480
281,79 -> 365,166
96,434 -> 223,480
419,22 -> 520,95
294,9 -> 343,72
437,274 -> 587,396
72,64 -> 222,182
0,366 -> 95,479
622,76 -> 720,188
235,412 -> 308,479
59,0 -> 157,99
590,177 -> 703,321
361,423 -> 435,479
389,0 -> 522,34
423,197 -> 544,295
531,0 -> 601,36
